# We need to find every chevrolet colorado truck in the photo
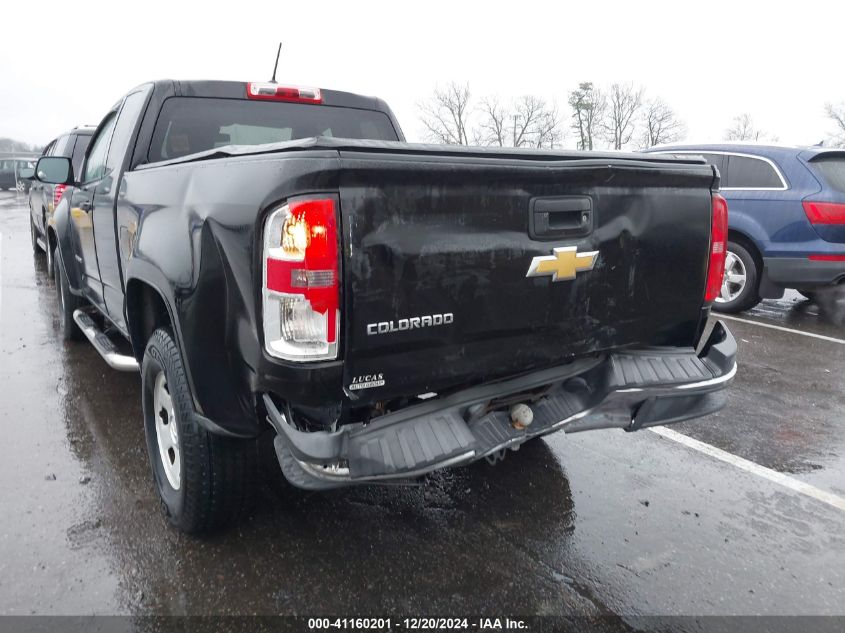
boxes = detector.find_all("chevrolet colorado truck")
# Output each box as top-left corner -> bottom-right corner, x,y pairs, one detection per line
32,79 -> 737,534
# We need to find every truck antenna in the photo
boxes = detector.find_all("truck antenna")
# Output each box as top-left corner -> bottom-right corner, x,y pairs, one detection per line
270,42 -> 282,83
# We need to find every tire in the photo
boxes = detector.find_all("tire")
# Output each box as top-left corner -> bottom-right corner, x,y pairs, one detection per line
797,289 -> 817,303
142,327 -> 256,534
712,241 -> 761,314
45,235 -> 55,280
30,215 -> 42,255
55,253 -> 82,341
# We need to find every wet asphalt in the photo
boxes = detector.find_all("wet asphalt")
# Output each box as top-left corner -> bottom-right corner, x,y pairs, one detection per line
0,189 -> 843,624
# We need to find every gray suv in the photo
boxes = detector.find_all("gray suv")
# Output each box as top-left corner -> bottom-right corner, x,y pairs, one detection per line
29,126 -> 94,277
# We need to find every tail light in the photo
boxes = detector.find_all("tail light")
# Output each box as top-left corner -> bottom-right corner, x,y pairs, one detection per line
247,82 -> 322,104
802,201 -> 845,225
704,193 -> 729,303
53,184 -> 67,208
262,198 -> 339,361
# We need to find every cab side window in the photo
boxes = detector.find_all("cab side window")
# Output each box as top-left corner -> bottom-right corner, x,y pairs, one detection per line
104,91 -> 147,176
81,114 -> 118,183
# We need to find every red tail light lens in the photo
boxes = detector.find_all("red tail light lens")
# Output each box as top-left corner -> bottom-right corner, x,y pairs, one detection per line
705,193 -> 729,303
803,201 -> 845,225
246,82 -> 322,104
53,184 -> 67,208
263,198 -> 339,361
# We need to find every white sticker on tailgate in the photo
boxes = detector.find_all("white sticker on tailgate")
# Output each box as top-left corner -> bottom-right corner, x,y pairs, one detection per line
349,373 -> 386,390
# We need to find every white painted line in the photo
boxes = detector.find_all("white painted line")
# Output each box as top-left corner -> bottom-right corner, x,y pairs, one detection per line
718,314 -> 845,345
649,426 -> 845,513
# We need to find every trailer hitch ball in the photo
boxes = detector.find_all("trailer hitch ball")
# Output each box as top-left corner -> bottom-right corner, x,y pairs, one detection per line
509,403 -> 533,430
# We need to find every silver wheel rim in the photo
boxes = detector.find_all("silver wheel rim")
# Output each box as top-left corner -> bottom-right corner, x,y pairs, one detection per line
153,371 -> 181,490
716,250 -> 747,304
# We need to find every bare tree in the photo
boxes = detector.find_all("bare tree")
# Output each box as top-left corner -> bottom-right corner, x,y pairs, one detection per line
512,95 -> 544,147
474,96 -> 508,146
724,113 -> 777,142
603,82 -> 644,150
418,82 -> 473,145
569,82 -> 606,150
532,105 -> 563,149
474,95 -> 562,149
639,97 -> 686,148
0,138 -> 41,153
825,102 -> 845,148
512,96 -> 562,148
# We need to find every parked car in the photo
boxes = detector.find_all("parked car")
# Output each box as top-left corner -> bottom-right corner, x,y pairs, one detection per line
28,126 -> 95,277
33,79 -> 736,534
0,157 -> 37,192
645,143 -> 845,312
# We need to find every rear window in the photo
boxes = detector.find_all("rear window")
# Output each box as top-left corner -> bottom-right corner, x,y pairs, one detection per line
724,155 -> 784,189
148,97 -> 399,163
811,157 -> 845,194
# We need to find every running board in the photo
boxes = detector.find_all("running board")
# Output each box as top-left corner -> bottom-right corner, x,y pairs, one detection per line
72,310 -> 139,372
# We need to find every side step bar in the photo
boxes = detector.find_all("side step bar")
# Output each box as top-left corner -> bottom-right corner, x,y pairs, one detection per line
72,310 -> 139,372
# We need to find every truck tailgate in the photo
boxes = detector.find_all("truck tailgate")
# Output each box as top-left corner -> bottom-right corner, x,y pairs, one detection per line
338,149 -> 716,403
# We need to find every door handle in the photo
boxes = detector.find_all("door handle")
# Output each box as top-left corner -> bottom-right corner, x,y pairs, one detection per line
529,196 -> 593,240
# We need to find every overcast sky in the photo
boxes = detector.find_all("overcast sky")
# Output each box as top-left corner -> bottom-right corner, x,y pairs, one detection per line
2,0 -> 843,149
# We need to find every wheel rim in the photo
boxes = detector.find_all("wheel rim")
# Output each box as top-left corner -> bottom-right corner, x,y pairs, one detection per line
716,250 -> 747,304
153,371 -> 181,490
16,181 -> 24,193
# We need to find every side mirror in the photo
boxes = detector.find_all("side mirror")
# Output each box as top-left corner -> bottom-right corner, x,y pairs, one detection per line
18,167 -> 35,180
35,156 -> 73,185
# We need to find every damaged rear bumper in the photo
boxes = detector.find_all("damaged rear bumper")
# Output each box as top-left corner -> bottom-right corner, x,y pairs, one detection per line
264,321 -> 737,489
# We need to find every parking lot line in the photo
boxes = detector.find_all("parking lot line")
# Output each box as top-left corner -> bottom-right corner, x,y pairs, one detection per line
718,314 -> 845,345
649,426 -> 845,513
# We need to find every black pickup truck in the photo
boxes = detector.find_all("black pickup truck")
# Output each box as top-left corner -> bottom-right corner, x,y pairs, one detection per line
31,79 -> 736,534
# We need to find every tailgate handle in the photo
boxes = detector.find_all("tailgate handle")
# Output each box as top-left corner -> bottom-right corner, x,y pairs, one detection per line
529,196 -> 593,240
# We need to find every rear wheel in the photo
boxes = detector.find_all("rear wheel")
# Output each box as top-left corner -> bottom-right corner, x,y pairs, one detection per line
44,219 -> 55,280
45,239 -> 55,280
142,327 -> 256,534
55,252 -> 82,341
30,215 -> 42,255
712,241 -> 761,313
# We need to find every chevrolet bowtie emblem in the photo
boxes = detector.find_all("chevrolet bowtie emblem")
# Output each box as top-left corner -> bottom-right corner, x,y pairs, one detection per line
526,246 -> 599,282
